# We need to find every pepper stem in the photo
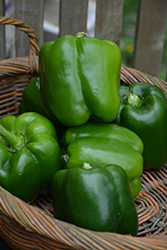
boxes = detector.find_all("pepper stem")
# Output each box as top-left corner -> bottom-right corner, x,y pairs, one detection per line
0,125 -> 25,153
62,154 -> 70,163
83,162 -> 92,170
127,93 -> 142,108
75,31 -> 87,38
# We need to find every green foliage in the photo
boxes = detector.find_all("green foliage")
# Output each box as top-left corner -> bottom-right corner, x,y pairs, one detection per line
120,0 -> 167,80
120,0 -> 137,67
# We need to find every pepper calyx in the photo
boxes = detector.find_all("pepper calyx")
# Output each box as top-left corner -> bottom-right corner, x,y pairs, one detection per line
122,93 -> 142,108
82,162 -> 92,170
0,125 -> 27,153
62,154 -> 70,163
75,31 -> 87,38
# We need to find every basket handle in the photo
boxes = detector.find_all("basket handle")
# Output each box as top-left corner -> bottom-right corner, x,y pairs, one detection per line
0,16 -> 40,74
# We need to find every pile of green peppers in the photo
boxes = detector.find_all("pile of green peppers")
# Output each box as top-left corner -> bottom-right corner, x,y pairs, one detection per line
1,32 -> 167,237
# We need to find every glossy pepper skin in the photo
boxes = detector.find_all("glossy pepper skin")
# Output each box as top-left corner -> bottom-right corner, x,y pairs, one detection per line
62,122 -> 143,198
52,164 -> 138,236
0,112 -> 62,202
39,32 -> 121,126
113,82 -> 167,170
19,77 -> 67,138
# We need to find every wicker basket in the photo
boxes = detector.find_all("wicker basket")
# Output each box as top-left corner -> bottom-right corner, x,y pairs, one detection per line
0,17 -> 167,250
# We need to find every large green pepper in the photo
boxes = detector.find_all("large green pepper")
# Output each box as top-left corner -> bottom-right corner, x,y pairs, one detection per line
62,122 -> 143,198
113,82 -> 167,170
0,112 -> 62,202
52,164 -> 138,236
19,77 -> 67,138
39,32 -> 121,126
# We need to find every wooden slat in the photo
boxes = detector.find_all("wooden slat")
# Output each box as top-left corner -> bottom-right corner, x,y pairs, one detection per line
12,0 -> 44,57
0,0 -> 6,60
95,0 -> 124,45
132,0 -> 167,77
59,0 -> 89,37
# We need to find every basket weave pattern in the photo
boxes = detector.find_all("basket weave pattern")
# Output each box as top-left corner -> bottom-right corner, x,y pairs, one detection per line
0,17 -> 167,250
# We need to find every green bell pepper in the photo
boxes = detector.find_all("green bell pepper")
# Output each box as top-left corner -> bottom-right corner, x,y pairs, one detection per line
0,112 -> 62,202
39,32 -> 121,126
113,82 -> 167,170
62,122 -> 144,198
19,77 -> 67,138
52,163 -> 138,236
18,101 -> 29,113
19,77 -> 49,117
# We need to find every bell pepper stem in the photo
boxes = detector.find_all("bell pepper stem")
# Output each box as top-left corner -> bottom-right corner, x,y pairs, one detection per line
0,125 -> 25,152
82,162 -> 92,169
127,93 -> 142,108
62,154 -> 70,163
75,31 -> 87,38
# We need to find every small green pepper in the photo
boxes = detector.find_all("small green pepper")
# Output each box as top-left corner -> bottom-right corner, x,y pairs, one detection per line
0,112 -> 62,202
113,82 -> 167,170
52,164 -> 138,235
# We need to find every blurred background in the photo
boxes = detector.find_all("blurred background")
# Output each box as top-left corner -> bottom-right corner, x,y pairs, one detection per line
120,1 -> 166,81
4,0 -> 167,80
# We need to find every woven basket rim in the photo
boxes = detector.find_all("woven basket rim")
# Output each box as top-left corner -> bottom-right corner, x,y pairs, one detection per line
0,16 -> 39,74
